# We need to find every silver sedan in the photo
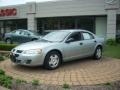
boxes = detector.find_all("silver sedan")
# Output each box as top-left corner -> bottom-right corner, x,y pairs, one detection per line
10,30 -> 104,70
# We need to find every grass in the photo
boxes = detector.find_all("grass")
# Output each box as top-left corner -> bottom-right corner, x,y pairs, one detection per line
32,80 -> 39,85
62,83 -> 70,89
104,82 -> 112,86
16,79 -> 27,84
0,69 -> 13,89
103,44 -> 120,59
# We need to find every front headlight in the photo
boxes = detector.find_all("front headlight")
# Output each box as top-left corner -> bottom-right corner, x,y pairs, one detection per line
23,49 -> 42,54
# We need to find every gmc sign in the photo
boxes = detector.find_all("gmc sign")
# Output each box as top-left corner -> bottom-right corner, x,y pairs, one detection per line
0,8 -> 17,17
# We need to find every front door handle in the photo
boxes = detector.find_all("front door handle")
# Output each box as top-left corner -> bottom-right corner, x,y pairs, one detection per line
80,42 -> 83,45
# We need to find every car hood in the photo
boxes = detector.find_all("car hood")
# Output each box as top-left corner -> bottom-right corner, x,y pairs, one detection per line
14,40 -> 56,50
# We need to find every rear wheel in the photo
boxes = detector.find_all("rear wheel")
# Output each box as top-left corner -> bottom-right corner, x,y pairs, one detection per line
44,51 -> 61,70
6,38 -> 12,44
94,46 -> 102,60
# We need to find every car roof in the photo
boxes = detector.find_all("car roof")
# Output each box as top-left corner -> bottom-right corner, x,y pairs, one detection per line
16,29 -> 92,34
16,29 -> 34,32
55,29 -> 92,33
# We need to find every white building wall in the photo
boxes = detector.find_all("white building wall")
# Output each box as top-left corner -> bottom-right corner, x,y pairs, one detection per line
27,14 -> 37,31
117,8 -> 120,14
106,10 -> 117,39
0,0 -> 119,18
36,0 -> 106,17
26,2 -> 37,31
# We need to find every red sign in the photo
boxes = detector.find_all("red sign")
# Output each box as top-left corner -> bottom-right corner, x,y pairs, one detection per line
0,8 -> 17,17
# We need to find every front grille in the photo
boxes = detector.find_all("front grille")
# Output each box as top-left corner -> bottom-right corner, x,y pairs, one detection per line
10,55 -> 16,63
16,50 -> 23,53
10,54 -> 21,63
16,60 -> 21,64
26,60 -> 32,64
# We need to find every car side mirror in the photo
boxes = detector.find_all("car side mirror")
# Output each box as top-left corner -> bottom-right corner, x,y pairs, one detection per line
66,38 -> 74,43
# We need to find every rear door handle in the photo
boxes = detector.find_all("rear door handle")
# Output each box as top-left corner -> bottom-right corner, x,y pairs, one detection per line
80,42 -> 83,45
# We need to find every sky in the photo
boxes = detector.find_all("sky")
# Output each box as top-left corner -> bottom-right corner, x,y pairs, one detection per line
0,0 -> 58,6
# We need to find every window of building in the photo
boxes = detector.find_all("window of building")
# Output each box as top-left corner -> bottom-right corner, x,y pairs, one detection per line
77,17 -> 95,33
0,19 -> 27,34
37,16 -> 95,34
60,17 -> 75,29
44,18 -> 59,30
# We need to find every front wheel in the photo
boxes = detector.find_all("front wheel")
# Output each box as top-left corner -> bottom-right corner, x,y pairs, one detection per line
44,51 -> 61,70
94,46 -> 102,60
6,38 -> 12,44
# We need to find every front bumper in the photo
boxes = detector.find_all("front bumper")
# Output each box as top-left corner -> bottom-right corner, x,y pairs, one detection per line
10,52 -> 45,66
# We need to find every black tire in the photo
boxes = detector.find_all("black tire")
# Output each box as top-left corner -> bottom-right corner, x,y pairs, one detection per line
6,38 -> 12,44
44,51 -> 61,70
93,46 -> 102,60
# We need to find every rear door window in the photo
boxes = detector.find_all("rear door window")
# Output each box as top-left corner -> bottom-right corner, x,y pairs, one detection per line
15,31 -> 21,35
82,32 -> 94,40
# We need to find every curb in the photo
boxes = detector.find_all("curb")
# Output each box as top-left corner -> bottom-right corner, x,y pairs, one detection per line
0,51 -> 10,54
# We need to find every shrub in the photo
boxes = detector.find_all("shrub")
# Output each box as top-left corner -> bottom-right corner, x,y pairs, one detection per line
104,82 -> 111,85
0,55 -> 4,61
116,38 -> 120,43
106,39 -> 117,46
2,76 -> 12,89
0,44 -> 17,51
32,80 -> 39,85
5,75 -> 13,80
0,75 -> 13,89
0,69 -> 13,89
16,79 -> 27,84
104,82 -> 113,87
0,69 -> 5,75
62,83 -> 70,89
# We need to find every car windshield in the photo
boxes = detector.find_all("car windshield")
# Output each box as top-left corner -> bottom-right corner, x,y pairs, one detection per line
41,31 -> 70,42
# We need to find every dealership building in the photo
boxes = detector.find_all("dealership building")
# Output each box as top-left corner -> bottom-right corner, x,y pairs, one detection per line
0,0 -> 120,39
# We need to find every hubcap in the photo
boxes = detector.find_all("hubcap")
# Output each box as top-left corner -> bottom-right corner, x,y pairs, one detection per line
96,48 -> 101,58
49,54 -> 59,68
7,39 -> 11,44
